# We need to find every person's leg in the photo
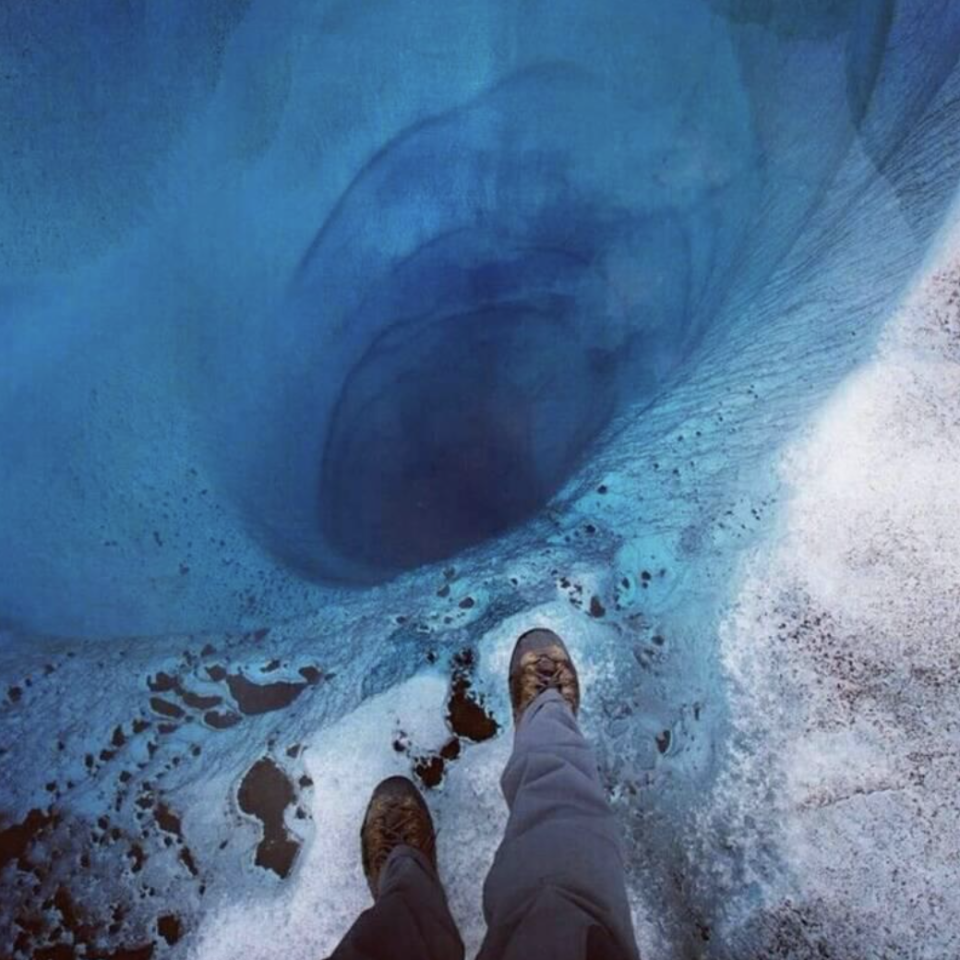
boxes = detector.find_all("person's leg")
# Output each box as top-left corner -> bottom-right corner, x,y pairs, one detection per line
327,777 -> 464,960
478,631 -> 640,960
328,845 -> 463,960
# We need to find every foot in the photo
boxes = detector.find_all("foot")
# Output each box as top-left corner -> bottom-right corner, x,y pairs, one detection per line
360,776 -> 437,899
509,627 -> 580,724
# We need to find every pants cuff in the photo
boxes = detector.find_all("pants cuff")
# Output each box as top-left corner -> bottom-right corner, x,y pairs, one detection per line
516,687 -> 574,735
379,844 -> 438,895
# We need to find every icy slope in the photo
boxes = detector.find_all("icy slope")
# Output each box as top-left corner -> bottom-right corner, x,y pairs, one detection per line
2,0 -> 959,639
1,2 -> 960,958
2,238 -> 959,957
695,226 -> 960,957
195,219 -> 960,959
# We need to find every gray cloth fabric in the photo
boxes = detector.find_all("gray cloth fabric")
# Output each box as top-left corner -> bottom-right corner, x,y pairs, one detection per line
477,689 -> 639,960
329,688 -> 639,960
327,845 -> 464,960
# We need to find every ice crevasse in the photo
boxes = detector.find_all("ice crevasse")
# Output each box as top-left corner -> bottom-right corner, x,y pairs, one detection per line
1,1 -> 959,957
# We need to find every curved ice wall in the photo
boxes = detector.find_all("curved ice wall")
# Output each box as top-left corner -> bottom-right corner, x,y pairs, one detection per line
1,1 -> 959,958
1,0 -> 957,637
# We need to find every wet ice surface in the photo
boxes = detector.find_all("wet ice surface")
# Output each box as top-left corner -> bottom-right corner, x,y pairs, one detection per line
3,2 -> 960,958
7,0 -> 960,640
3,235 -> 960,957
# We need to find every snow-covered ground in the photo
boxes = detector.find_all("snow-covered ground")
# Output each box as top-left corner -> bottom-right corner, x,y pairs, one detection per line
700,218 -> 960,956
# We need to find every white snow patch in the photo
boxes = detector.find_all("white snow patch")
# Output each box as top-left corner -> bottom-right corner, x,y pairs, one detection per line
189,603 -> 633,959
709,214 -> 960,954
192,672 -> 462,959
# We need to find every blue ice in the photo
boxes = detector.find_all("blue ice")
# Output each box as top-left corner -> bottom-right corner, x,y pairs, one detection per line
1,1 -> 959,957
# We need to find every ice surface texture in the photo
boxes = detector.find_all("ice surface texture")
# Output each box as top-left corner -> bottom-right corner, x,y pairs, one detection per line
0,1 -> 959,958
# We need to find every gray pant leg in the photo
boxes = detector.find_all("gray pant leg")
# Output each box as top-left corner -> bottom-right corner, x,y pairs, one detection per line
328,846 -> 464,960
478,690 -> 639,960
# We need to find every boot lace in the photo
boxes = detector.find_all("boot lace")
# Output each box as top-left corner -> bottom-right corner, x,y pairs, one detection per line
366,805 -> 434,875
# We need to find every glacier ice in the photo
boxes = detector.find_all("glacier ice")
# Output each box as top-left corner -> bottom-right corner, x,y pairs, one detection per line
1,1 -> 959,958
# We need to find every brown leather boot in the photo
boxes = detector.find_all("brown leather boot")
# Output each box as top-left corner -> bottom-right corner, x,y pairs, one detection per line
508,627 -> 580,724
360,776 -> 437,899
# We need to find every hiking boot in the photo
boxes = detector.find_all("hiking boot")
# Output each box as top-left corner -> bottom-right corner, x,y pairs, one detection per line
360,776 -> 437,899
509,627 -> 580,723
